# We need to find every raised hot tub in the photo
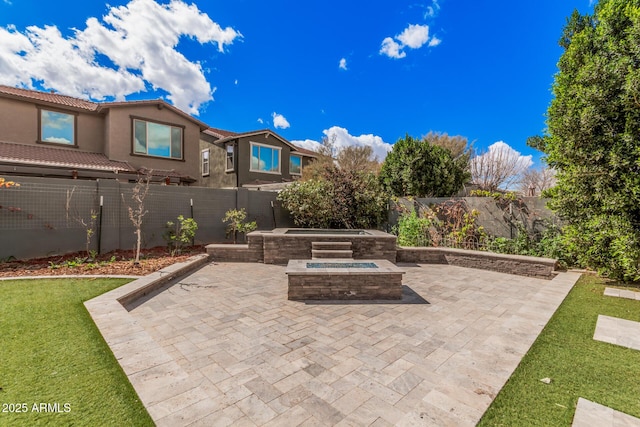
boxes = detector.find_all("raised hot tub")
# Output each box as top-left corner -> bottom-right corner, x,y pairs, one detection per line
249,228 -> 398,264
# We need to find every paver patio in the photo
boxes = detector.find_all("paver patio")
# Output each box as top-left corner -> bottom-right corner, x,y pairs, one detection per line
92,262 -> 580,426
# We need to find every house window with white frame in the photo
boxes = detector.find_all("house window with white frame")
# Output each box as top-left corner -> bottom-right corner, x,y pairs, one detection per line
250,142 -> 281,174
226,144 -> 234,172
201,149 -> 210,176
290,154 -> 302,175
133,118 -> 183,159
40,109 -> 76,145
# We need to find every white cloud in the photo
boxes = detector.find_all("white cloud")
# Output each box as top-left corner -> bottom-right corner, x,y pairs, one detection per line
339,57 -> 347,70
292,126 -> 393,161
397,24 -> 430,49
470,141 -> 533,189
272,112 -> 290,129
0,0 -> 241,115
379,37 -> 406,59
423,0 -> 440,18
380,23 -> 439,59
257,118 -> 264,124
42,136 -> 71,144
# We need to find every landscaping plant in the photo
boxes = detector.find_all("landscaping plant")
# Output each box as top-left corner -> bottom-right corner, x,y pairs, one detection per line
533,0 -> 640,280
122,174 -> 151,264
163,215 -> 198,256
278,164 -> 388,229
222,208 -> 257,243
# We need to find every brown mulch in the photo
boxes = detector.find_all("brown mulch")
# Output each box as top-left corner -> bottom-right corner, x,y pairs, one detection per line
0,246 -> 207,278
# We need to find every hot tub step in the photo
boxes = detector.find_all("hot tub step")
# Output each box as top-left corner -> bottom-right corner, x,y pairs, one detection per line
311,241 -> 352,251
312,249 -> 354,259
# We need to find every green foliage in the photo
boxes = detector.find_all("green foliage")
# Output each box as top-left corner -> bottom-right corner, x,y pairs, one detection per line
278,165 -> 388,229
469,189 -> 518,201
379,134 -> 469,197
222,208 -> 257,243
541,0 -> 640,280
164,215 -> 198,256
487,221 -> 574,269
395,210 -> 433,246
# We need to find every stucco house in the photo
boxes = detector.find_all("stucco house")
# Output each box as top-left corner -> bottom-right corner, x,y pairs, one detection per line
198,128 -> 317,188
0,85 -> 316,187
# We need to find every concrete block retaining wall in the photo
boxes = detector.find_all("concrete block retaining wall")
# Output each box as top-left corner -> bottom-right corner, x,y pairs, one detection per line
397,246 -> 558,279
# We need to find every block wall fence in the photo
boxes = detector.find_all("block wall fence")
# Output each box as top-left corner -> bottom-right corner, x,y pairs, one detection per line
0,176 -> 557,260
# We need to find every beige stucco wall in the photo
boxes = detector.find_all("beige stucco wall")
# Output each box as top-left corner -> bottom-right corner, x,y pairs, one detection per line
0,97 -> 105,153
103,104 -> 201,178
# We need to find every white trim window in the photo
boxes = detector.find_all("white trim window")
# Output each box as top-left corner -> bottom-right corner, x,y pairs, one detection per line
201,148 -> 210,176
250,142 -> 281,174
226,144 -> 234,172
290,154 -> 302,175
133,119 -> 183,159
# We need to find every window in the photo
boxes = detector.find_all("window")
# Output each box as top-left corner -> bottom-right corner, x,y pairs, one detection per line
201,149 -> 210,176
250,142 -> 281,174
133,119 -> 183,159
40,109 -> 75,145
226,144 -> 234,172
290,154 -> 302,175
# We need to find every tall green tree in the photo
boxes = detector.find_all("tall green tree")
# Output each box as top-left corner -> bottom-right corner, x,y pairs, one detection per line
541,0 -> 640,280
379,135 -> 468,197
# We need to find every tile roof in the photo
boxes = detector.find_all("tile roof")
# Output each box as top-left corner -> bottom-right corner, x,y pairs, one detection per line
290,145 -> 318,157
204,127 -> 239,139
0,140 -> 135,172
0,85 -> 99,111
137,167 -> 196,182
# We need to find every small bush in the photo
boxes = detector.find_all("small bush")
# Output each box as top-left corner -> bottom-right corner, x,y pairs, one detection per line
164,215 -> 198,256
395,210 -> 432,246
222,209 -> 257,243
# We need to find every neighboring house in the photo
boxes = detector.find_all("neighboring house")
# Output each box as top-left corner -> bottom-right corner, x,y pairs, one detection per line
0,85 -> 318,187
198,128 -> 317,188
0,85 -> 209,184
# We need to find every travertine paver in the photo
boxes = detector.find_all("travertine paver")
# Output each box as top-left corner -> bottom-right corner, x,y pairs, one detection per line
604,287 -> 640,301
116,263 -> 579,426
573,398 -> 640,427
593,315 -> 640,351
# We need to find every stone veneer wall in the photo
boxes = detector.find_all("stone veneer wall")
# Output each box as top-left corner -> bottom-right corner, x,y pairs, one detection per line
259,230 -> 397,265
396,247 -> 558,279
287,273 -> 403,300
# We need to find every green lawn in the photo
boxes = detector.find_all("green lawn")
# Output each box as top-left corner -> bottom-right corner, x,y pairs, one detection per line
0,278 -> 154,426
478,274 -> 640,426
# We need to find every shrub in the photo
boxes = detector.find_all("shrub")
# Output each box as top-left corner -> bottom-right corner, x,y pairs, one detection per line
395,210 -> 432,247
278,165 -> 388,229
163,215 -> 198,256
222,208 -> 257,244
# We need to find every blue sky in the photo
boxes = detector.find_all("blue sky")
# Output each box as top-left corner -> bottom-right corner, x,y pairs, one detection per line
0,0 -> 593,165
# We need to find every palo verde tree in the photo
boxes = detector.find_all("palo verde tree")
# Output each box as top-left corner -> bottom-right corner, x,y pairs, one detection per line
379,134 -> 468,197
539,0 -> 640,280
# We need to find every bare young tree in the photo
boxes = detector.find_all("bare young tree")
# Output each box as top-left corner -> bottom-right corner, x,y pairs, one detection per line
518,166 -> 557,196
470,142 -> 532,191
422,131 -> 473,162
336,145 -> 380,174
123,173 -> 151,264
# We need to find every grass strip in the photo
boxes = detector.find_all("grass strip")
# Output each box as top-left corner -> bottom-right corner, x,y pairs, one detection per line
0,278 -> 154,426
478,274 -> 640,426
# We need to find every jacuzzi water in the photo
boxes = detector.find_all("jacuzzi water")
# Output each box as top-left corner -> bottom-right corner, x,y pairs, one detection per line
306,262 -> 378,269
284,229 -> 370,235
